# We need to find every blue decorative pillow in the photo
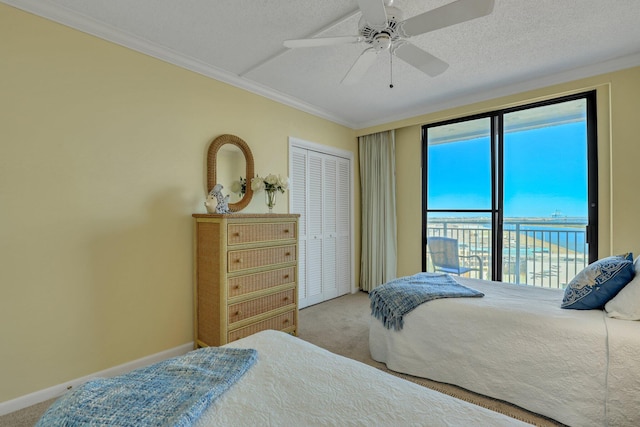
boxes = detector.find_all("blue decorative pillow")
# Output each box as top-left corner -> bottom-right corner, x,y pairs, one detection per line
561,253 -> 635,310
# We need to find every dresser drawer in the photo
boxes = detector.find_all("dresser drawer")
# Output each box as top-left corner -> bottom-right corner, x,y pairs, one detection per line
228,310 -> 295,343
228,266 -> 295,298
228,222 -> 296,245
228,245 -> 296,272
228,288 -> 295,324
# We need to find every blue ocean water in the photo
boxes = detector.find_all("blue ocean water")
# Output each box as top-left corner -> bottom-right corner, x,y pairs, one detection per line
507,224 -> 587,254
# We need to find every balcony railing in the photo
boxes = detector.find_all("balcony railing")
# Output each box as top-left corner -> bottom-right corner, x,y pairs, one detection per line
427,218 -> 588,289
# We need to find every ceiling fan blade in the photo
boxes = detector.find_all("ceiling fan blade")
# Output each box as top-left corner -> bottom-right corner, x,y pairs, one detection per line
355,0 -> 388,29
394,42 -> 449,77
284,36 -> 364,48
401,0 -> 494,37
341,48 -> 379,85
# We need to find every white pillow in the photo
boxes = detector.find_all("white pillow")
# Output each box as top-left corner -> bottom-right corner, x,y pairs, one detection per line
605,256 -> 640,320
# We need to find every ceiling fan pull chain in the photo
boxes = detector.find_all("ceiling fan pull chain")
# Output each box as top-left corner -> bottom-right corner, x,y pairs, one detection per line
389,50 -> 394,89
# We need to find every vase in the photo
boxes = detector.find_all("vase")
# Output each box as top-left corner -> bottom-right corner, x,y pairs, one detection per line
265,190 -> 277,213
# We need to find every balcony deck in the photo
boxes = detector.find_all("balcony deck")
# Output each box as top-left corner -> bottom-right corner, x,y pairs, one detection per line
427,217 -> 588,288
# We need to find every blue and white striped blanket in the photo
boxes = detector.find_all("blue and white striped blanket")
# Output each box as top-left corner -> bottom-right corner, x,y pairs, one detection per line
36,347 -> 257,427
370,273 -> 484,331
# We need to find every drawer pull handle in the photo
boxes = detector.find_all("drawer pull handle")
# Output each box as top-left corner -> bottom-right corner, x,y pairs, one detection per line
285,252 -> 291,256
234,232 -> 241,237
284,274 -> 289,279
234,285 -> 242,290
235,310 -> 242,316
283,319 -> 289,324
236,258 -> 243,263
284,229 -> 290,233
283,296 -> 289,301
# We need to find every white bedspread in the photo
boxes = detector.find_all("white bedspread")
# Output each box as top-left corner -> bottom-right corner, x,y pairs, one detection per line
196,330 -> 528,426
603,315 -> 640,427
369,277 -> 640,427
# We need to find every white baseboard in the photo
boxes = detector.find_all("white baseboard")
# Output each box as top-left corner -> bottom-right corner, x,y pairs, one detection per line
0,342 -> 194,416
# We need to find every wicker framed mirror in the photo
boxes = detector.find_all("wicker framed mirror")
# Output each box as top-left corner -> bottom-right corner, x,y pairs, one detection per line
207,134 -> 255,212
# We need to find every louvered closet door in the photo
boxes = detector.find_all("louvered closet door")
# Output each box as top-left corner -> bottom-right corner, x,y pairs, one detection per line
291,149 -> 308,307
291,144 -> 351,309
306,152 -> 325,306
322,156 -> 338,300
336,157 -> 351,295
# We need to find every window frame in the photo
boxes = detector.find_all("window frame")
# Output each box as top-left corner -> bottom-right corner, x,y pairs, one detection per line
421,91 -> 598,281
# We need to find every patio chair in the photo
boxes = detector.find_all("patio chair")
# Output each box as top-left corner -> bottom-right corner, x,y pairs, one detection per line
427,236 -> 483,279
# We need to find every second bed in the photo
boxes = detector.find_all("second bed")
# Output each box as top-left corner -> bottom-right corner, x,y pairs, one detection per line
369,276 -> 640,427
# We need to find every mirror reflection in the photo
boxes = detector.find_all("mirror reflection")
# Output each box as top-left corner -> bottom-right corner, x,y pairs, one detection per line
216,145 -> 246,204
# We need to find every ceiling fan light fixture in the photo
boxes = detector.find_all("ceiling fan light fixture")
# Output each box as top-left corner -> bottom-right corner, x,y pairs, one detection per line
373,34 -> 392,51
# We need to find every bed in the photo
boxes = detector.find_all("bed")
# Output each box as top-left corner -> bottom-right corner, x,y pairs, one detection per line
369,276 -> 640,427
200,330 -> 528,426
38,329 -> 527,426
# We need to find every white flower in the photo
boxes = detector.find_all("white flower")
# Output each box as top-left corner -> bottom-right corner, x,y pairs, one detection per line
264,174 -> 279,185
230,180 -> 242,194
251,177 -> 265,192
278,175 -> 290,191
252,173 -> 290,194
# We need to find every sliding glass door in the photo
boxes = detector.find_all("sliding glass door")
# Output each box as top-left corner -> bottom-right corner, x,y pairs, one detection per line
422,92 -> 597,288
424,117 -> 493,280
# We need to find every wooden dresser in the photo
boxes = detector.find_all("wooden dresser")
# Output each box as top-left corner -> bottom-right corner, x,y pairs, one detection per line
192,213 -> 299,347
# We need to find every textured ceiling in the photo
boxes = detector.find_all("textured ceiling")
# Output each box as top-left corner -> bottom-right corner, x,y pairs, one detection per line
4,0 -> 640,129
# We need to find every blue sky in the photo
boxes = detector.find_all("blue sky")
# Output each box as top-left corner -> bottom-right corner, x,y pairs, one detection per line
427,122 -> 588,218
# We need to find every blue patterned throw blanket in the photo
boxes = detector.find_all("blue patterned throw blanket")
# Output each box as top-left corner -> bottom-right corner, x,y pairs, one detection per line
370,273 -> 484,331
36,347 -> 257,427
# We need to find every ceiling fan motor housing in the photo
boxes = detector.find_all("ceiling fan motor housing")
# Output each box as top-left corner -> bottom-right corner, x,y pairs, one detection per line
359,6 -> 403,50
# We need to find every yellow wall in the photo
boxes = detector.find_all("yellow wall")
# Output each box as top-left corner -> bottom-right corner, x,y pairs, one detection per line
0,4 -> 358,402
3,1 -> 639,405
368,67 -> 640,277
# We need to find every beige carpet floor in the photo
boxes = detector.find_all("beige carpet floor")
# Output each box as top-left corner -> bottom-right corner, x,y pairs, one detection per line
0,398 -> 54,427
297,291 -> 564,427
1,291 -> 564,426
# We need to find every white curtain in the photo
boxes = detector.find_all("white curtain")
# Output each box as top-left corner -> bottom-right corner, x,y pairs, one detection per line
359,130 -> 397,292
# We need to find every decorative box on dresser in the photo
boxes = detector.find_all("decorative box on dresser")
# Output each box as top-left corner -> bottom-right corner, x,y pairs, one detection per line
192,213 -> 299,348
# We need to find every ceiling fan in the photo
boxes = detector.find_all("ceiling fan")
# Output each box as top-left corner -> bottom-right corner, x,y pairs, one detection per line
283,0 -> 495,85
